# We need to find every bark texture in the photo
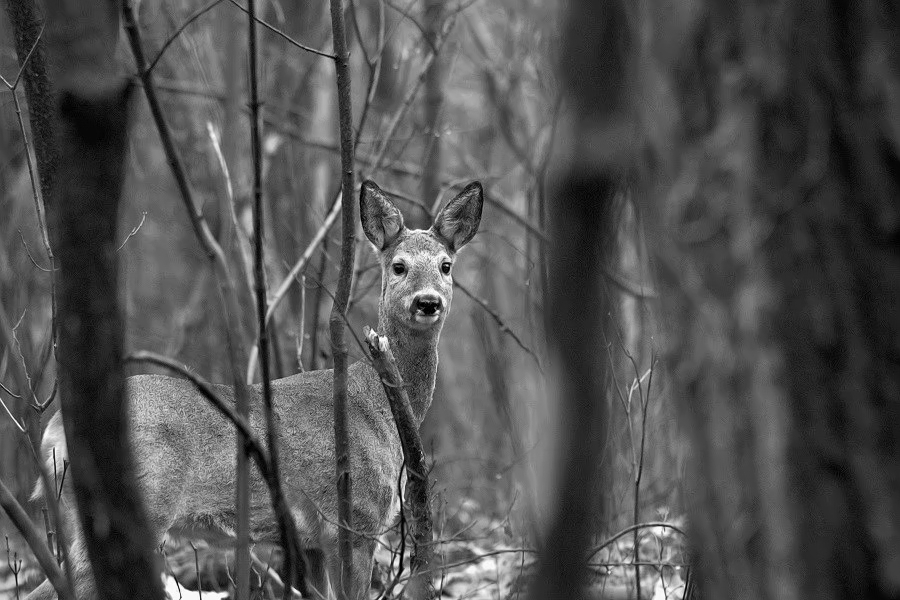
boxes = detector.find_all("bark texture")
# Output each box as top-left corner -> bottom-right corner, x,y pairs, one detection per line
4,0 -> 58,204
44,1 -> 163,599
328,0 -> 358,595
621,2 -> 900,599
527,2 -> 629,598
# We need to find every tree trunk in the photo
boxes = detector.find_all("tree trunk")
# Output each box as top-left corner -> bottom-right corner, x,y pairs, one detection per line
4,0 -> 58,204
44,0 -> 163,599
418,0 -> 445,229
527,2 -> 628,599
620,2 -> 900,599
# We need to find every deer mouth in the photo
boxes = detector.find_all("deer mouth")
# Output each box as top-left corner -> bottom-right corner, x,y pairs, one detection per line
412,311 -> 441,325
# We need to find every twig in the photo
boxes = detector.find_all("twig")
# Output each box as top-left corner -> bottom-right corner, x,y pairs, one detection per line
383,0 -> 434,51
115,211 -> 147,252
0,380 -> 22,399
228,0 -> 336,60
586,522 -> 687,561
0,478 -> 73,600
246,195 -> 342,380
17,230 -> 52,272
0,394 -> 25,433
146,0 -> 227,73
4,0 -> 57,204
189,541 -> 202,600
453,279 -> 542,371
6,537 -> 22,600
0,22 -> 45,90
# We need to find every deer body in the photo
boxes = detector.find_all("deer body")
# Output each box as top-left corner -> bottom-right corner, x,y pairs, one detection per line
27,180 -> 483,600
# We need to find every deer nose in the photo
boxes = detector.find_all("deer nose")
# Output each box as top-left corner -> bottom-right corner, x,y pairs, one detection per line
415,294 -> 442,315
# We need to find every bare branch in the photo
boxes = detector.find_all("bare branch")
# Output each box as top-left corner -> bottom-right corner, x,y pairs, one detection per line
328,0 -> 358,590
364,328 -> 434,599
115,211 -> 147,252
0,477 -> 72,600
228,0 -> 337,60
146,0 -> 228,74
453,279 -> 542,372
246,0 -> 305,594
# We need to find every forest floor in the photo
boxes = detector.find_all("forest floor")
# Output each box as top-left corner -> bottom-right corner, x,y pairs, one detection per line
1,511 -> 687,600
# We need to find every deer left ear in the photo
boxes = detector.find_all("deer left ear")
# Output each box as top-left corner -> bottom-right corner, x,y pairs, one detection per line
431,182 -> 483,252
360,180 -> 405,250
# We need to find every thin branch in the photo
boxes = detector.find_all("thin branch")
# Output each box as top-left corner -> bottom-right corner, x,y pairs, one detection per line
146,0 -> 228,74
115,211 -> 147,252
0,23 -> 45,90
0,394 -> 25,433
453,279 -> 542,372
18,230 -> 52,272
228,0 -> 337,60
9,88 -> 53,267
0,380 -> 22,400
246,195 -> 341,379
586,522 -> 688,561
0,478 -> 72,600
122,0 -> 221,262
383,0 -> 434,52
247,0 -> 304,594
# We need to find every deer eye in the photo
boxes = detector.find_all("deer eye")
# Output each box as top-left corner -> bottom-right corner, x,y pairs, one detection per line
392,263 -> 406,276
441,262 -> 452,275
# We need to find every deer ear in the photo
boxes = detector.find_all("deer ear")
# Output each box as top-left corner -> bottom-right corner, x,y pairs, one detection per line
431,182 -> 483,252
360,180 -> 405,250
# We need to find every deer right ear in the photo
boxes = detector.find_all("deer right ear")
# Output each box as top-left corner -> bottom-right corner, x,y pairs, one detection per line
360,180 -> 405,250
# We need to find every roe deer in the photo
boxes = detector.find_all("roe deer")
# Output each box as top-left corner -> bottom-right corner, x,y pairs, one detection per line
28,180 -> 483,600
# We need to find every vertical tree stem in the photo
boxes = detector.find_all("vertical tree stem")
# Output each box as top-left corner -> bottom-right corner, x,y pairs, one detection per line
45,1 -> 164,598
328,0 -> 357,596
246,0 -> 303,597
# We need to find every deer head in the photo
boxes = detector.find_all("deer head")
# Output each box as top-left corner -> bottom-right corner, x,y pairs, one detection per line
360,180 -> 483,335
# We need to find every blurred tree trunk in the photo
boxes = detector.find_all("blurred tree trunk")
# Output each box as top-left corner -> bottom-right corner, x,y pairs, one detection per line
417,0 -> 444,229
620,2 -> 900,600
4,0 -> 57,203
528,1 -> 627,599
44,1 -> 163,599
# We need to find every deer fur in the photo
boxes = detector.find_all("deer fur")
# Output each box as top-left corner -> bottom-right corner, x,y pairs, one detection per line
27,180 -> 483,600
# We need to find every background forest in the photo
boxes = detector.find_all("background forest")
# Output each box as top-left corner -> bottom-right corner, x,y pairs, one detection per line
3,1 -> 899,600
2,0 -> 679,597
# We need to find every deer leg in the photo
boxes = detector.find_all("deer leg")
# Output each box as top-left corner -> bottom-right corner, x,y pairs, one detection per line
350,538 -> 378,600
320,529 -> 375,600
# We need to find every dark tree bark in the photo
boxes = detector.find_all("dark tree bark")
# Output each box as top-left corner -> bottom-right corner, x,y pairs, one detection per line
528,2 -> 629,599
4,0 -> 58,204
417,0 -> 445,229
42,1 -> 164,600
589,1 -> 900,599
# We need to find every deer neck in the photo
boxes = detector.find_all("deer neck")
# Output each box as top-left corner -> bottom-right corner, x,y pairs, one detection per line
379,311 -> 440,427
